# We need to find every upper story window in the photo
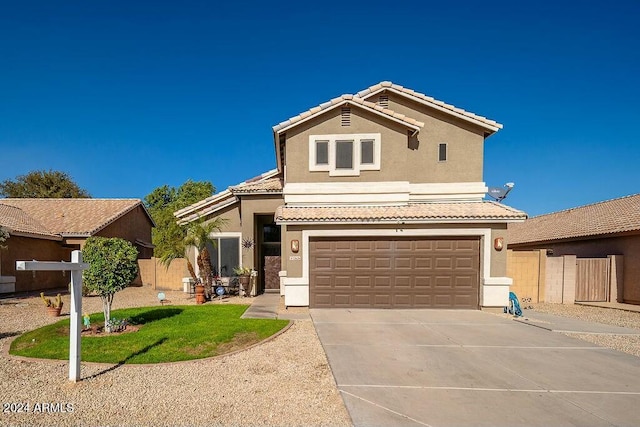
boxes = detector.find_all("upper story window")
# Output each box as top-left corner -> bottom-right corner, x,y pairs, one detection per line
309,133 -> 381,176
438,143 -> 447,162
315,141 -> 329,165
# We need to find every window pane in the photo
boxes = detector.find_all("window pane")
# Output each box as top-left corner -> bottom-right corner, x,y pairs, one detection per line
219,238 -> 239,277
316,141 -> 328,165
439,143 -> 447,161
336,140 -> 353,169
361,140 -> 374,164
206,240 -> 219,276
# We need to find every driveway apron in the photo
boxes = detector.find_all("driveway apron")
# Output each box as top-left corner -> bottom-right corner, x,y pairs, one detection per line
311,309 -> 640,427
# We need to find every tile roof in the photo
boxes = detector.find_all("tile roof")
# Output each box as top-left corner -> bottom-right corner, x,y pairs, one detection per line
0,198 -> 148,237
0,203 -> 59,239
272,95 -> 424,133
272,81 -> 500,135
230,176 -> 283,193
275,202 -> 526,224
356,81 -> 502,132
174,169 -> 282,223
508,194 -> 640,245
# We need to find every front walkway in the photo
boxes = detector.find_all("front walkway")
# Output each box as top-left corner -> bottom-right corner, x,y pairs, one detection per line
241,293 -> 310,320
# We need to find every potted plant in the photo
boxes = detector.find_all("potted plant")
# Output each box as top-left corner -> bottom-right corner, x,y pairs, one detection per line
40,292 -> 63,317
233,266 -> 253,296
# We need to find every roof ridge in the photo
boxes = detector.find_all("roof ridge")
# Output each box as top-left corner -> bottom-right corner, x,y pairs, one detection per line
354,81 -> 502,131
527,193 -> 640,219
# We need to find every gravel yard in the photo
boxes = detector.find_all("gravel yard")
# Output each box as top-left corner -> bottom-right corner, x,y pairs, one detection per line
0,286 -> 351,427
532,303 -> 640,358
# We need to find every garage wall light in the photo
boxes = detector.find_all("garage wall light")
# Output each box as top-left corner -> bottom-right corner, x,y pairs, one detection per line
291,239 -> 299,253
494,237 -> 504,251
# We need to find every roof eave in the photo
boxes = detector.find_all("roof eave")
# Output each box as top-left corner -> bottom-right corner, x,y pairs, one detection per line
5,230 -> 62,241
362,86 -> 502,134
276,217 -> 526,225
272,99 -> 423,135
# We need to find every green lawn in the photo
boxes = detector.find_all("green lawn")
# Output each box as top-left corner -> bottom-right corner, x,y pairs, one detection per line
10,305 -> 288,364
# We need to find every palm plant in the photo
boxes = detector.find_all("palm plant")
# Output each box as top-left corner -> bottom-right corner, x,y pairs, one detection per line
159,217 -> 226,289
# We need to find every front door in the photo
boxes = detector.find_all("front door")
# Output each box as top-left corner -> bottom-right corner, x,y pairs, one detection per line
258,219 -> 281,292
264,254 -> 281,290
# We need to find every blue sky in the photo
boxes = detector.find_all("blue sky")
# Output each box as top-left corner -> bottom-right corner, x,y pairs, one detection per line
0,1 -> 638,217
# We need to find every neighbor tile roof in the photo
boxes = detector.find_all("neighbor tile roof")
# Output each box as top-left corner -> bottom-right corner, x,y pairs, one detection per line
0,203 -> 59,239
272,94 -> 425,133
356,81 -> 502,132
0,198 -> 147,237
508,194 -> 640,245
275,202 -> 526,224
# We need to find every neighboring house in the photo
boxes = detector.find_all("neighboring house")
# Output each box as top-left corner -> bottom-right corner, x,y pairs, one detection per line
508,194 -> 640,305
0,198 -> 155,293
176,81 -> 526,308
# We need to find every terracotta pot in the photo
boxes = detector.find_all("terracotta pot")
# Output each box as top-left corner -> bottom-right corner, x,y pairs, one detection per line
195,284 -> 206,305
47,306 -> 62,317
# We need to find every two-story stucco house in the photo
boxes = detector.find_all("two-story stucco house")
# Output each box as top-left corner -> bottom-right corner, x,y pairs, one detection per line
175,81 -> 526,309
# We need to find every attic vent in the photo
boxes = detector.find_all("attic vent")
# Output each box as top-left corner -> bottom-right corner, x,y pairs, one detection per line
341,107 -> 351,126
378,94 -> 389,108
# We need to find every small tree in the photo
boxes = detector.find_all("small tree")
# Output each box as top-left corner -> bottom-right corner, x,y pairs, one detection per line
82,237 -> 138,332
159,217 -> 226,290
0,169 -> 90,198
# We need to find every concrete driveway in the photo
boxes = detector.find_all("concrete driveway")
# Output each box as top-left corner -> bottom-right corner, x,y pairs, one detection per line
311,309 -> 640,427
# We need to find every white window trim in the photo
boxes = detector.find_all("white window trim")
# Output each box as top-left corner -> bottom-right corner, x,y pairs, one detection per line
194,232 -> 242,279
309,133 -> 381,176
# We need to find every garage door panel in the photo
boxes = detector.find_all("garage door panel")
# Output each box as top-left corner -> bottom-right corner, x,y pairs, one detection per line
310,237 -> 479,309
335,257 -> 352,269
435,257 -> 453,269
354,257 -> 372,269
354,276 -> 373,288
455,257 -> 474,269
394,276 -> 411,288
334,276 -> 353,288
415,258 -> 433,269
394,257 -> 412,269
374,258 -> 392,269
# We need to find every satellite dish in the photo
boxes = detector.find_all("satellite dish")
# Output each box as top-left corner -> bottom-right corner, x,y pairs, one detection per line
488,187 -> 507,198
487,182 -> 515,202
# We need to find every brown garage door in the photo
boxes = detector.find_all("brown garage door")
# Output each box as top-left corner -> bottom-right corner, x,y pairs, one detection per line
309,237 -> 480,309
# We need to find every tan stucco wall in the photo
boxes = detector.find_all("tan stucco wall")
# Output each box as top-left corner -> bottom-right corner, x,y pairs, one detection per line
282,226 -> 302,277
283,96 -> 486,185
204,203 -> 242,232
490,225 -> 508,277
384,93 -> 486,182
3,235 -> 73,293
97,206 -> 154,259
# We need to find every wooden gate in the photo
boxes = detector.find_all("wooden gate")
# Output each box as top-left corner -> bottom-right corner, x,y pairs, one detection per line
575,258 -> 610,302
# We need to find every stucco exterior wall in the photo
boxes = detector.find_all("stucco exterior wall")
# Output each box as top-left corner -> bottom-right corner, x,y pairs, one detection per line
383,93 -> 486,182
2,235 -> 73,293
97,205 -> 154,259
283,97 -> 486,185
